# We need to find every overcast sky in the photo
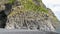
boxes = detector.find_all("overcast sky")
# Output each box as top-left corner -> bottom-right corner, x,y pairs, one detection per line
42,0 -> 60,21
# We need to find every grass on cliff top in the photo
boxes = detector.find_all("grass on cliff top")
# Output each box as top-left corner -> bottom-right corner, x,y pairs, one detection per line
20,0 -> 48,13
8,0 -> 48,16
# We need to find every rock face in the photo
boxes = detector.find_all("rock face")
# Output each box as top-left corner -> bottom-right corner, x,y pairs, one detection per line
0,0 -> 59,32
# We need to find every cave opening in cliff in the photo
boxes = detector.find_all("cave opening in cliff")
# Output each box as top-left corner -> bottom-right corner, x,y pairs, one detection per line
0,10 -> 7,28
0,3 -> 12,28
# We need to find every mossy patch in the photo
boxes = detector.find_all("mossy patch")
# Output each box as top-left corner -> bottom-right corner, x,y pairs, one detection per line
8,0 -> 15,4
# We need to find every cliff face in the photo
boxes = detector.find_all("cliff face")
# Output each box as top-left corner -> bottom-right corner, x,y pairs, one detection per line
0,0 -> 59,32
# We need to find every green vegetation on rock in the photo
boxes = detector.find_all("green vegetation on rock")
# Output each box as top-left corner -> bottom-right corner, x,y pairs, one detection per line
8,0 -> 48,16
8,0 -> 15,4
20,0 -> 48,13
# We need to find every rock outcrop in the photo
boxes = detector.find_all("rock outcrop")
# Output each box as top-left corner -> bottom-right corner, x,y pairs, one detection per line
0,0 -> 59,32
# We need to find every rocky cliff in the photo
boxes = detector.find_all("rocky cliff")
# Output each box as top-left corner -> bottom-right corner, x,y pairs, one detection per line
0,0 -> 59,32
